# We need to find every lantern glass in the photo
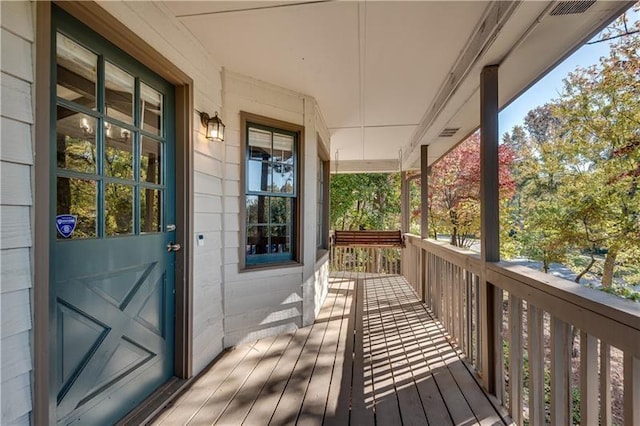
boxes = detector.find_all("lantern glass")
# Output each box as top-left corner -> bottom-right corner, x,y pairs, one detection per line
201,112 -> 225,142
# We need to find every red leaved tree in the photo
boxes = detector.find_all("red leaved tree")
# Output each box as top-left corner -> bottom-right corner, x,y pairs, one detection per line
426,132 -> 515,247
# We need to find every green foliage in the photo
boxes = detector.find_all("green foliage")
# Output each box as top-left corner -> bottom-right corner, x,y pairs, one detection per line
330,173 -> 401,230
504,13 -> 640,294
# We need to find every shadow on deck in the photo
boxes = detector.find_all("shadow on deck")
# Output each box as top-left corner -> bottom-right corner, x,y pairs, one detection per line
153,272 -> 507,425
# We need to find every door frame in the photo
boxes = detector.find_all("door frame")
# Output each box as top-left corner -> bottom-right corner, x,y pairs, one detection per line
34,2 -> 194,424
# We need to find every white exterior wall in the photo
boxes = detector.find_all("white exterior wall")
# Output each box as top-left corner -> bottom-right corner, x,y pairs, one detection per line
0,4 -> 331,422
222,71 -> 330,346
91,1 -> 227,374
1,2 -> 35,424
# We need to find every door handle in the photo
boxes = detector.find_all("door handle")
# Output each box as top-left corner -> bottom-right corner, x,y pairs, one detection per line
167,243 -> 182,252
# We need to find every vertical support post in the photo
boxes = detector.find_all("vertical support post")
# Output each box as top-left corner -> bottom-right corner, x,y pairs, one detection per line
401,171 -> 410,234
480,65 -> 500,262
420,145 -> 429,239
479,65 -> 500,394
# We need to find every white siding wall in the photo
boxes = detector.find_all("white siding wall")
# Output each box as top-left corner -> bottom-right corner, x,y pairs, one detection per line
95,1 -> 225,374
222,72 -> 330,346
1,2 -> 35,424
0,7 -> 333,422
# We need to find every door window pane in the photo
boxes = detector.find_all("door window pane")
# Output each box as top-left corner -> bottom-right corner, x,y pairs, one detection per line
141,83 -> 162,136
56,33 -> 97,108
104,122 -> 133,180
141,137 -> 162,184
105,183 -> 133,236
140,188 -> 162,233
56,107 -> 97,173
56,177 -> 97,239
105,62 -> 134,124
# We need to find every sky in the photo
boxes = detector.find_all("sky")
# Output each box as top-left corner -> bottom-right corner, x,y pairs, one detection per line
498,6 -> 639,137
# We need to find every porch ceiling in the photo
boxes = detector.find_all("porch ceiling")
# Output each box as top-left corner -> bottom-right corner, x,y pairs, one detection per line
163,1 -> 632,172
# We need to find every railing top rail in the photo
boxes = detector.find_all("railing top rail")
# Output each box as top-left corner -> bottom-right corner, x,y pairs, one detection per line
404,234 -> 482,274
488,261 -> 640,334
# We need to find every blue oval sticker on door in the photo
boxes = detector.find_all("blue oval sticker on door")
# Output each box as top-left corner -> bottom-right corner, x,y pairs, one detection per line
56,214 -> 77,238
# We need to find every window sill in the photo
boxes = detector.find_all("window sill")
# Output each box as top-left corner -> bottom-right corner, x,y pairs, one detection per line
240,260 -> 303,274
316,249 -> 329,263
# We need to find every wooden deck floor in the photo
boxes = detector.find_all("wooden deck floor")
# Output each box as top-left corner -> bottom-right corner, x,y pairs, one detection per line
153,273 -> 507,426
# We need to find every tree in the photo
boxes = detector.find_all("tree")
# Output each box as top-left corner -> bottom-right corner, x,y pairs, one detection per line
330,173 -> 401,231
505,8 -> 640,287
552,15 -> 640,287
427,132 -> 515,248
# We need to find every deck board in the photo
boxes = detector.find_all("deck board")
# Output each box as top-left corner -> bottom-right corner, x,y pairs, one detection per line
152,272 -> 506,426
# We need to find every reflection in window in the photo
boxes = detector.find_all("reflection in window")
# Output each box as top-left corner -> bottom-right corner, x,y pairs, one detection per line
56,107 -> 97,174
56,177 -> 97,239
245,121 -> 298,266
141,188 -> 162,233
105,62 -> 134,124
105,183 -> 133,236
247,129 -> 295,194
54,31 -> 169,241
104,121 -> 134,180
141,83 -> 162,136
56,33 -> 97,108
245,196 -> 292,257
141,137 -> 162,184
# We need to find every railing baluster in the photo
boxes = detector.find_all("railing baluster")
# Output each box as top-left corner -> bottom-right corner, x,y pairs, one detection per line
528,304 -> 544,426
601,343 -> 612,426
624,353 -> 640,426
580,331 -> 598,426
466,271 -> 472,359
551,316 -> 571,425
457,266 -> 463,346
475,274 -> 481,370
509,294 -> 523,425
494,287 -> 504,404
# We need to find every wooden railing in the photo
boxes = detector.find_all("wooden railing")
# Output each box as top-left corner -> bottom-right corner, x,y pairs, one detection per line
404,234 -> 640,426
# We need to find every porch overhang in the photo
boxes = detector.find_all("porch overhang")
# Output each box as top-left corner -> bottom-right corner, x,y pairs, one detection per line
163,0 -> 633,172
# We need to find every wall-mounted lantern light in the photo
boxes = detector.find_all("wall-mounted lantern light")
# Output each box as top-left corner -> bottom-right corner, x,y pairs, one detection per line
200,111 -> 225,142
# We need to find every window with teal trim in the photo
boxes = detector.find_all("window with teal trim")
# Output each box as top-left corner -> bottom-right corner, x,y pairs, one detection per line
245,123 -> 298,266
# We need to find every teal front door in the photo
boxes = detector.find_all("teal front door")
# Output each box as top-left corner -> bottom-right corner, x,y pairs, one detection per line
51,8 -> 176,424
